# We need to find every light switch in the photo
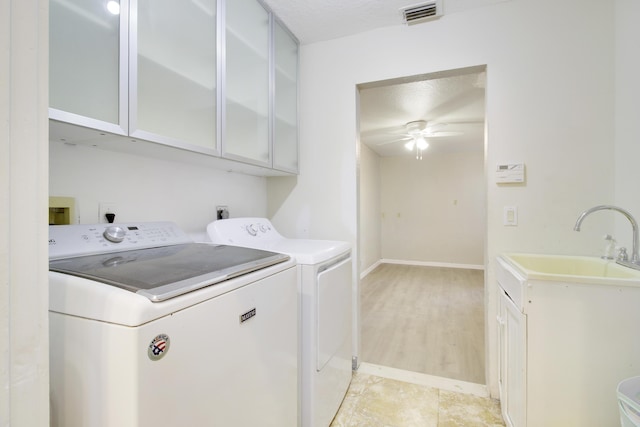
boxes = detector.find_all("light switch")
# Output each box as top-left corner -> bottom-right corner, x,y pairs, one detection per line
504,206 -> 518,226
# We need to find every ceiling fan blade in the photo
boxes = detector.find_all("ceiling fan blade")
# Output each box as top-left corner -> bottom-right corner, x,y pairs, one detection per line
360,124 -> 409,140
361,134 -> 407,145
444,119 -> 484,125
425,122 -> 448,133
426,131 -> 464,137
375,136 -> 412,146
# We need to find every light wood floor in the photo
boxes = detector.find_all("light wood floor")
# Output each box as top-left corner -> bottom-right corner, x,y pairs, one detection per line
360,263 -> 486,384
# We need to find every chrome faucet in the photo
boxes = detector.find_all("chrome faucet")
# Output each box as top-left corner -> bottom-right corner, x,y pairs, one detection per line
573,205 -> 640,270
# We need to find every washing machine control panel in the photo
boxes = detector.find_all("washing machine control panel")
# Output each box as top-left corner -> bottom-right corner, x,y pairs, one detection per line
103,225 -> 127,243
49,221 -> 192,259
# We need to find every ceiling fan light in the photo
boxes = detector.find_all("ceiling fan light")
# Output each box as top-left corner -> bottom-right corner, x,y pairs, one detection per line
416,137 -> 429,150
404,140 -> 415,150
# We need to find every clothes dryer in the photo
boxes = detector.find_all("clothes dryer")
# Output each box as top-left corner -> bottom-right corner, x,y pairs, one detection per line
207,218 -> 352,427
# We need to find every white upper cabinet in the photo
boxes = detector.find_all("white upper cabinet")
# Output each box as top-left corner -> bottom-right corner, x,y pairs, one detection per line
49,0 -> 128,135
273,20 -> 299,173
222,0 -> 271,166
130,0 -> 218,153
222,1 -> 300,172
49,0 -> 298,175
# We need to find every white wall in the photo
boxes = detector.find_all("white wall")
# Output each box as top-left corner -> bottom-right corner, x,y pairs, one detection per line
380,151 -> 485,266
267,0 -> 618,396
358,143 -> 381,274
49,142 -> 268,237
1,0 -> 50,424
614,0 -> 640,249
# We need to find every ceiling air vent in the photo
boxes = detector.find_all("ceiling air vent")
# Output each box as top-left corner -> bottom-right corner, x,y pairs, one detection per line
400,1 -> 443,25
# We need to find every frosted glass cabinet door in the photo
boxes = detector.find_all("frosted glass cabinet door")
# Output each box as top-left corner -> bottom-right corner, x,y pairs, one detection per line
131,0 -> 217,152
273,21 -> 299,173
49,0 -> 128,134
223,0 -> 270,165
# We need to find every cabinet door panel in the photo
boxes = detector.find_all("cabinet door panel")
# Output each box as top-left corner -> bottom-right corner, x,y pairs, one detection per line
132,0 -> 217,152
50,0 -> 127,133
500,290 -> 526,427
273,21 -> 298,173
223,0 -> 270,165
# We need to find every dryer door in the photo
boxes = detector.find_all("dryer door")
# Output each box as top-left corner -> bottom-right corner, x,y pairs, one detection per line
316,256 -> 352,371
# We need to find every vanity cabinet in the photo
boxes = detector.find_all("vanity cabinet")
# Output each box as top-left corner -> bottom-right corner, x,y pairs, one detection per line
49,0 -> 298,175
497,284 -> 526,427
496,255 -> 640,427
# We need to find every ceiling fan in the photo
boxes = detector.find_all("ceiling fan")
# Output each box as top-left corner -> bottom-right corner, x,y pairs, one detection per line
371,120 -> 463,159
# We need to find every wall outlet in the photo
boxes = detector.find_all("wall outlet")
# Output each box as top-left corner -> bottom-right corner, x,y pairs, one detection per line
216,205 -> 229,220
99,202 -> 118,223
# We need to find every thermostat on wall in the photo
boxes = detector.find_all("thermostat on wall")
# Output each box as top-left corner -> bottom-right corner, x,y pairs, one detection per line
496,163 -> 525,184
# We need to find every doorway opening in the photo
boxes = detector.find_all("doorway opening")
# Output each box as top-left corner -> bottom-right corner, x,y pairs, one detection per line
356,65 -> 487,385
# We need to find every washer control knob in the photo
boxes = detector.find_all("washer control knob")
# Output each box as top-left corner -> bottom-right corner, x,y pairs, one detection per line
103,225 -> 127,243
246,224 -> 258,236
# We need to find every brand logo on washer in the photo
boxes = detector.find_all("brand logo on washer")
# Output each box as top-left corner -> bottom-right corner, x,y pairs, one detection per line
148,334 -> 170,361
240,308 -> 256,323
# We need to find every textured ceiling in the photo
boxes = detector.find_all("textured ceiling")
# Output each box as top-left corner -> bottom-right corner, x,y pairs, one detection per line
262,0 -> 420,44
262,0 -> 508,44
359,69 -> 486,157
260,1 -> 491,158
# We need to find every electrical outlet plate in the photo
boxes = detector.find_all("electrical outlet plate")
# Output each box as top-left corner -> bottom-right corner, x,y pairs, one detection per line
216,205 -> 229,220
503,206 -> 518,226
98,202 -> 117,223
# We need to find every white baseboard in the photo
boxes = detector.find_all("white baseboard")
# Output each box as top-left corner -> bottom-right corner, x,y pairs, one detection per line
359,260 -> 382,279
381,258 -> 484,270
360,259 -> 484,279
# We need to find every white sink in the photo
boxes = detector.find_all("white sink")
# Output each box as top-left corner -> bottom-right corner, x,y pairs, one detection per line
496,254 -> 640,426
503,253 -> 640,279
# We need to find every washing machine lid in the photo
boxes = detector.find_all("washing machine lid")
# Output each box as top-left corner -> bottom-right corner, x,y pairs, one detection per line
49,243 -> 290,302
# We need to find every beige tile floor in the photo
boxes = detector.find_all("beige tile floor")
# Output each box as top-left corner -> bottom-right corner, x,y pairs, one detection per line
330,369 -> 505,427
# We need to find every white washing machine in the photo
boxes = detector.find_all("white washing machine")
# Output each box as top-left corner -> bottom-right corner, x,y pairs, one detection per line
48,222 -> 298,427
207,218 -> 352,427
